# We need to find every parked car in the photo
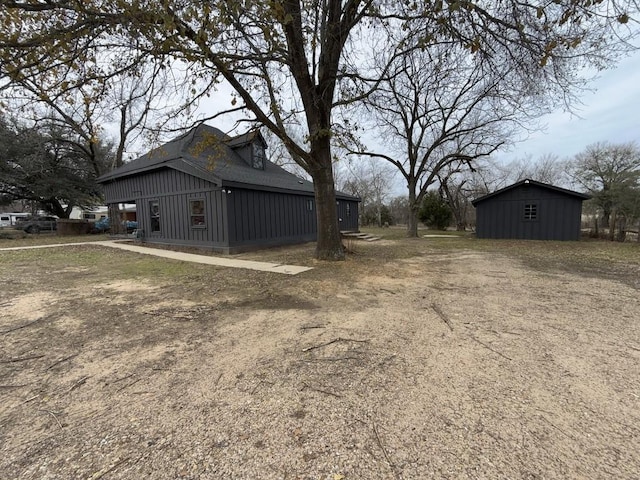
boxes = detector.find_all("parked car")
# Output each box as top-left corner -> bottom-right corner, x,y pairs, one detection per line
93,217 -> 138,233
18,216 -> 58,233
0,213 -> 30,228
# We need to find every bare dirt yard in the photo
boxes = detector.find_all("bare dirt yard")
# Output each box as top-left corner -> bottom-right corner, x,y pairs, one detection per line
1,231 -> 639,479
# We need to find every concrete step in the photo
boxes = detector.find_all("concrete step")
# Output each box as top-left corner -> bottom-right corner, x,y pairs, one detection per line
341,231 -> 382,242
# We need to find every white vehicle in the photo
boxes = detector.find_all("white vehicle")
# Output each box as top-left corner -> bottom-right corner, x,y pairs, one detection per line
0,212 -> 31,228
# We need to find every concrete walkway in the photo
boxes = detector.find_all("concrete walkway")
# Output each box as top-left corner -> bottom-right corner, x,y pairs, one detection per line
0,240 -> 313,275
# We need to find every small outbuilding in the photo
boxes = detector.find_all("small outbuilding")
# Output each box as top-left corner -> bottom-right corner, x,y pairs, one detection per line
97,124 -> 359,253
471,179 -> 590,241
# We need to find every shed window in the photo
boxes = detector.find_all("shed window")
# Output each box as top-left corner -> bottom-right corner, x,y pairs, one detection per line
346,203 -> 351,217
306,199 -> 314,211
524,203 -> 537,220
190,199 -> 206,227
149,200 -> 161,232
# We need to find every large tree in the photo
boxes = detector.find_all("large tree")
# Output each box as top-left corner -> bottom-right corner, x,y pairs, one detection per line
0,1 -> 637,255
341,4 -> 636,237
569,141 -> 640,240
1,61 -> 197,230
0,115 -> 110,216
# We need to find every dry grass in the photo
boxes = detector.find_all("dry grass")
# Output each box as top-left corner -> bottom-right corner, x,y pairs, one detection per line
1,232 -> 639,479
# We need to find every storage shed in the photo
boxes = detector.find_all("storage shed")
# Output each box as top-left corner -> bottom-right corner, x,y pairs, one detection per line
471,179 -> 590,241
97,124 -> 359,253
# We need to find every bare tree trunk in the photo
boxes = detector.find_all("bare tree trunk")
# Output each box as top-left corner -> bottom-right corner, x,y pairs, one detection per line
407,185 -> 420,237
616,216 -> 627,242
608,209 -> 616,241
310,157 -> 344,261
108,204 -> 123,234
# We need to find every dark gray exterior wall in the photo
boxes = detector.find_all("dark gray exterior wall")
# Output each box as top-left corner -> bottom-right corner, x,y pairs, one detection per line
336,199 -> 359,231
226,188 -> 317,250
101,167 -> 361,252
101,168 -> 230,249
475,184 -> 584,241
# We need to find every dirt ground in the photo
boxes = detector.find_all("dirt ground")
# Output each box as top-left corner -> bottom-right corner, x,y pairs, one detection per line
1,237 -> 639,479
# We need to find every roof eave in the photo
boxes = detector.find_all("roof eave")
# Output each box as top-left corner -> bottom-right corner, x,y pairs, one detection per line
472,179 -> 590,205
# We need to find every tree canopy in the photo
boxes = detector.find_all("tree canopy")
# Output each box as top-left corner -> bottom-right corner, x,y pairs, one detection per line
0,0 -> 638,254
569,141 -> 640,240
0,115 -> 111,216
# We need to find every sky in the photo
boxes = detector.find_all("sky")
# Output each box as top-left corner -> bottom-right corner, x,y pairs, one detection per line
493,50 -> 640,164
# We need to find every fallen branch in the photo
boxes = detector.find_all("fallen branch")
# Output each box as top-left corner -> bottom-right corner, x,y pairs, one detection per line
380,288 -> 396,295
300,325 -> 327,330
1,354 -> 45,364
538,414 -> 573,440
469,335 -> 512,361
112,373 -> 135,383
116,378 -> 141,393
302,337 -> 369,353
20,394 -> 39,405
1,317 -> 47,335
68,376 -> 90,392
39,409 -> 63,429
87,457 -> 130,480
300,382 -> 342,398
431,303 -> 453,331
303,356 -> 360,362
373,421 -> 400,480
250,379 -> 274,395
45,353 -> 78,371
0,383 -> 31,389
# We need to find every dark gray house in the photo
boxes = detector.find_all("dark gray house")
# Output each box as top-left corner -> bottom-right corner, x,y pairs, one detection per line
97,124 -> 359,253
472,179 -> 590,241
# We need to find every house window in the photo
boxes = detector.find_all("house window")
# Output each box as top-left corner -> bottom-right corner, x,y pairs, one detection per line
83,213 -> 96,220
524,203 -> 537,220
190,199 -> 206,227
306,199 -> 314,211
149,200 -> 161,232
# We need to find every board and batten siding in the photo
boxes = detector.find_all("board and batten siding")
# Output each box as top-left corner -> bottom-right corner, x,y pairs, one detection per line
475,184 -> 583,241
102,168 -> 228,247
336,199 -> 359,231
226,188 -> 317,248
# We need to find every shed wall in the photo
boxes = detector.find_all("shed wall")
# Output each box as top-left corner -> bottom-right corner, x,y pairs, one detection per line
475,184 -> 583,241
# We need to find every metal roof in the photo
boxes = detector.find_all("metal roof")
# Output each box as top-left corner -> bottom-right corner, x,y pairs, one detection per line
97,124 -> 358,200
471,178 -> 591,206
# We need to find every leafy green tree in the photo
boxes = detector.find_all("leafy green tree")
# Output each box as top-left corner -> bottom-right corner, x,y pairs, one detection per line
419,191 -> 452,231
0,115 -> 110,217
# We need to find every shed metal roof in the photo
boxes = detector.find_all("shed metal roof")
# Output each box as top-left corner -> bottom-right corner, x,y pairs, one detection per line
97,124 -> 358,200
471,178 -> 590,206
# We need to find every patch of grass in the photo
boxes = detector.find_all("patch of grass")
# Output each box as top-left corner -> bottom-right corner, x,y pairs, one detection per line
0,232 -> 110,247
1,232 -> 637,292
422,236 -> 640,288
